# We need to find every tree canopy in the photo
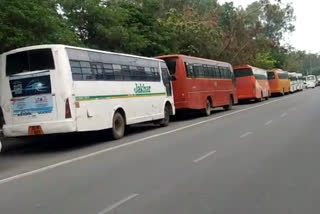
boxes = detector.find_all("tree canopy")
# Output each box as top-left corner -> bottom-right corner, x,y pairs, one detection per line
0,0 -> 319,74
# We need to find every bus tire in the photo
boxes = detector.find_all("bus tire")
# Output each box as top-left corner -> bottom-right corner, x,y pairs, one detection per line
160,104 -> 170,127
112,111 -> 126,140
203,99 -> 212,116
223,96 -> 233,111
256,92 -> 263,102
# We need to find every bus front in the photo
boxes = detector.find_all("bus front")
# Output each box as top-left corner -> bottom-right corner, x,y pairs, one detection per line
0,45 -> 76,137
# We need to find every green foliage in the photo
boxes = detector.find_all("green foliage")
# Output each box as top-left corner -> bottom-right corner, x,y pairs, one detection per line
0,0 -> 80,53
159,8 -> 223,58
251,52 -> 278,69
2,0 -> 316,73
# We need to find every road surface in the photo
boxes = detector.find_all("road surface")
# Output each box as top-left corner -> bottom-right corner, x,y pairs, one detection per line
0,88 -> 319,214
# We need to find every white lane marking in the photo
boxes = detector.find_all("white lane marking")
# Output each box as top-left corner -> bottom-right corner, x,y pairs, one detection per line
193,150 -> 216,163
265,120 -> 273,126
0,96 -> 291,185
98,194 -> 139,214
280,112 -> 288,118
240,132 -> 253,138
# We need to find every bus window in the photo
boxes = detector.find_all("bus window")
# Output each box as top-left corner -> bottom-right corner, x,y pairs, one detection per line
307,76 -> 315,80
164,59 -> 177,75
185,63 -> 195,78
214,66 -> 220,79
6,49 -> 55,76
278,73 -> 288,79
268,72 -> 275,80
234,69 -> 253,78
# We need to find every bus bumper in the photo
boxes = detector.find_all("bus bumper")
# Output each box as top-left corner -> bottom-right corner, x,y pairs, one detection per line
237,91 -> 256,100
3,120 -> 76,137
238,94 -> 255,100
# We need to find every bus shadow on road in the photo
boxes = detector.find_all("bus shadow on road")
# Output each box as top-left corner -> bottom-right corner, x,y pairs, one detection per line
0,109 -> 226,156
0,125 -> 164,156
0,131 -> 115,156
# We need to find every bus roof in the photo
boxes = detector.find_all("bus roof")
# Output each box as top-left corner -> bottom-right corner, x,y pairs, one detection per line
2,44 -> 164,63
234,65 -> 267,75
233,65 -> 253,70
233,65 -> 267,71
269,69 -> 288,74
156,54 -> 231,66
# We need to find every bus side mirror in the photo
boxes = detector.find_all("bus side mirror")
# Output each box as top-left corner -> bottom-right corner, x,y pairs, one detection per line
171,76 -> 177,81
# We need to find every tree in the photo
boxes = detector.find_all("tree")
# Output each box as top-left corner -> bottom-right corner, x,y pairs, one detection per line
159,8 -> 223,58
0,0 -> 79,53
59,0 -> 173,56
0,0 -> 306,70
251,52 -> 278,69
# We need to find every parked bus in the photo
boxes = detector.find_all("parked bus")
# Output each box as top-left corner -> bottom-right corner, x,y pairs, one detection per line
288,72 -> 298,93
233,65 -> 270,102
0,45 -> 175,139
296,73 -> 304,91
156,55 -> 237,116
267,69 -> 290,96
306,75 -> 316,88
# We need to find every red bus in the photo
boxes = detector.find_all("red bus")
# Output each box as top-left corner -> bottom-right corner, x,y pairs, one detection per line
156,55 -> 237,116
233,65 -> 270,102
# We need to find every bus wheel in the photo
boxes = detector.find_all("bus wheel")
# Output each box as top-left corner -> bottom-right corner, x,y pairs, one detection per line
223,96 -> 233,111
256,92 -> 263,102
112,112 -> 126,140
160,104 -> 170,127
203,99 -> 211,116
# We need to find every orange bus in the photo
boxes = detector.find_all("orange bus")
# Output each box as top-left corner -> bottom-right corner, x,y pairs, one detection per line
267,69 -> 290,96
156,55 -> 237,116
234,65 -> 270,102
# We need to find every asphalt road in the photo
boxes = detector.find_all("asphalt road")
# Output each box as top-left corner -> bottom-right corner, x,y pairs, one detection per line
0,88 -> 320,214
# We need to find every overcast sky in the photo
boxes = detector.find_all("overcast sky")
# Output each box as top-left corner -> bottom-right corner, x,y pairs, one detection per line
219,0 -> 320,53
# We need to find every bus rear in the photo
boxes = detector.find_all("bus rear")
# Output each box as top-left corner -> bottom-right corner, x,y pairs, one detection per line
234,66 -> 256,100
234,65 -> 269,101
0,45 -> 76,137
155,56 -> 187,109
268,69 -> 290,95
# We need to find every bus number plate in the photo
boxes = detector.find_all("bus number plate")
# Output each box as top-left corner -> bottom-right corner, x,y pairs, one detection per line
28,126 -> 44,136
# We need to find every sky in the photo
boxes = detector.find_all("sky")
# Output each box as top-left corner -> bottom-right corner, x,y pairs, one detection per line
219,0 -> 320,53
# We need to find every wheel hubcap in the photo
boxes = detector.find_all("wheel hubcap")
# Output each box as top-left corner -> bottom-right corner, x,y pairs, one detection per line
115,118 -> 122,132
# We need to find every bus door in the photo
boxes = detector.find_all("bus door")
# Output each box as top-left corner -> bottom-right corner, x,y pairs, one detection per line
161,67 -> 173,97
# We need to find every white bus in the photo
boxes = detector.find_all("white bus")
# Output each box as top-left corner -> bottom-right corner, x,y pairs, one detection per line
288,72 -> 298,93
306,75 -> 316,88
296,73 -> 304,91
0,45 -> 175,139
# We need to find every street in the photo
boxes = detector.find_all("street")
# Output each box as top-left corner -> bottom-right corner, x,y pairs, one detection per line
0,88 -> 319,214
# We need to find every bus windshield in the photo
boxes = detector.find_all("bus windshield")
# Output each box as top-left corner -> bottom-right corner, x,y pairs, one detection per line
307,76 -> 315,80
234,69 -> 253,78
6,49 -> 55,76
